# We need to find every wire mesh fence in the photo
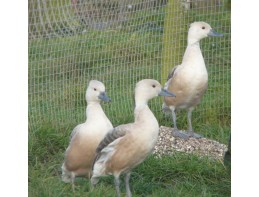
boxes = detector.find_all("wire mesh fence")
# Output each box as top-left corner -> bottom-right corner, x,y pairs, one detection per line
29,0 -> 231,132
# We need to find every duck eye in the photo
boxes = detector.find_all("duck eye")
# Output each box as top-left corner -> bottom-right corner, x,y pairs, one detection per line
152,85 -> 156,88
94,88 -> 97,91
202,26 -> 205,29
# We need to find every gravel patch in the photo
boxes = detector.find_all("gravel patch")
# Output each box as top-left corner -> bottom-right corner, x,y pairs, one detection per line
153,126 -> 227,160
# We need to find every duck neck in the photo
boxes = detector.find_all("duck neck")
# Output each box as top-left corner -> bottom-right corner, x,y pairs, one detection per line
182,39 -> 204,66
135,100 -> 148,108
187,37 -> 200,47
134,101 -> 157,126
86,101 -> 105,121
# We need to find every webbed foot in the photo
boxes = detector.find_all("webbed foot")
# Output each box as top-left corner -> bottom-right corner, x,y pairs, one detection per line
187,131 -> 203,138
172,129 -> 189,139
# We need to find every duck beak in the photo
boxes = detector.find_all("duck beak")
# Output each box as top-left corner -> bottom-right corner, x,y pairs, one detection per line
208,29 -> 224,37
159,88 -> 176,97
98,92 -> 111,102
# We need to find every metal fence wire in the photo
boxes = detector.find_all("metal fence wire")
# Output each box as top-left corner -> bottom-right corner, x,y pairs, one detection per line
28,0 -> 231,131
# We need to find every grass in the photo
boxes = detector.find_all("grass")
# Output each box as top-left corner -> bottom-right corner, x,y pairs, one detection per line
29,122 -> 230,196
29,155 -> 230,196
29,2 -> 231,196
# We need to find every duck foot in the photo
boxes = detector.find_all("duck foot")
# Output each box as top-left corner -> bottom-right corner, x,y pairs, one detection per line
187,131 -> 203,139
172,129 -> 189,139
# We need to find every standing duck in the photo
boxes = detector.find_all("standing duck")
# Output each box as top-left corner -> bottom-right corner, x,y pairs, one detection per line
61,80 -> 113,190
91,79 -> 175,197
163,21 -> 223,139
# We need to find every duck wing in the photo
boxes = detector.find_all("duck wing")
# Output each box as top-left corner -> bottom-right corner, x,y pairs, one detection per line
69,125 -> 80,141
92,125 -> 128,169
167,65 -> 179,81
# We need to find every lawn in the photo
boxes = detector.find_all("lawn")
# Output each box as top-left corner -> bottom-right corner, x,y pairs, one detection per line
29,123 -> 230,196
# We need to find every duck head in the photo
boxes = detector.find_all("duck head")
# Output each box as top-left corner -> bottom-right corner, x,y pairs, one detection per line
135,79 -> 175,105
188,21 -> 223,45
86,80 -> 111,103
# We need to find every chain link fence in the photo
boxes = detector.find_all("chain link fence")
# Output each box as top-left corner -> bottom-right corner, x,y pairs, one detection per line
29,0 -> 231,131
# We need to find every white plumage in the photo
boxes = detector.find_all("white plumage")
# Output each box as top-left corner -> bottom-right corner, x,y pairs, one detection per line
91,79 -> 175,197
61,80 -> 113,190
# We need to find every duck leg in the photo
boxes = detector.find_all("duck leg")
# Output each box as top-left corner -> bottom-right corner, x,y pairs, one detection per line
114,175 -> 121,197
87,172 -> 94,192
125,172 -> 132,197
171,108 -> 189,139
187,109 -> 202,138
71,173 -> 75,192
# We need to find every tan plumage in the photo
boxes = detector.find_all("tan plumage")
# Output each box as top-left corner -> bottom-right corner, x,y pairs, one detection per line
91,79 -> 175,197
163,21 -> 223,139
61,80 -> 113,190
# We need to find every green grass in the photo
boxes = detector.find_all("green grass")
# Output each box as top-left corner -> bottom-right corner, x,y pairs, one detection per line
29,2 -> 231,196
29,123 -> 230,196
29,155 -> 230,196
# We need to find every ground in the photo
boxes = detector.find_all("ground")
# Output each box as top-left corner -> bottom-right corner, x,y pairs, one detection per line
154,126 -> 227,161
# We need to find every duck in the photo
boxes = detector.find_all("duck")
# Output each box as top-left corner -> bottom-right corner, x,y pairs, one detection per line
61,80 -> 113,191
91,79 -> 176,197
162,21 -> 223,139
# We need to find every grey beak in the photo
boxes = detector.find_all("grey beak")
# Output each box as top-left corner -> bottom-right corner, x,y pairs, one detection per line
159,88 -> 176,97
208,29 -> 224,37
98,92 -> 111,102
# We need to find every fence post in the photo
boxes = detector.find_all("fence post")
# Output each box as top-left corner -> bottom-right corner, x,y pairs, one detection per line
161,0 -> 187,84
